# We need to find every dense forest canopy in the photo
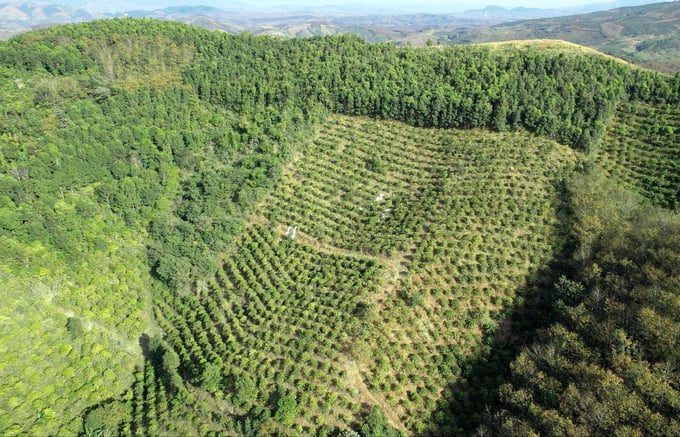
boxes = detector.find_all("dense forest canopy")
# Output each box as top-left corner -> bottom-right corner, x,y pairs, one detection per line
0,18 -> 679,436
2,18 -> 679,290
488,170 -> 680,436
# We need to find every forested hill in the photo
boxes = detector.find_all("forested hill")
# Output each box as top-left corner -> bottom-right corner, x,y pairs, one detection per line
3,18 -> 678,291
1,18 -> 679,436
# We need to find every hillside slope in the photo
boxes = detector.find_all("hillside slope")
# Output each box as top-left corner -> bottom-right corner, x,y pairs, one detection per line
596,100 -> 680,208
108,114 -> 580,435
0,19 -> 678,436
3,2 -> 680,75
485,170 -> 680,436
446,1 -> 680,74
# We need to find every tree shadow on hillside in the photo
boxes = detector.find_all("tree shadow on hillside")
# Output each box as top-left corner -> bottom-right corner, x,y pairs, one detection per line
426,183 -> 577,436
139,332 -> 151,358
427,271 -> 555,435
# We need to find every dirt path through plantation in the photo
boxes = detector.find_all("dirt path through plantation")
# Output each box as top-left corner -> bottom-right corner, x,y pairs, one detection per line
343,359 -> 407,433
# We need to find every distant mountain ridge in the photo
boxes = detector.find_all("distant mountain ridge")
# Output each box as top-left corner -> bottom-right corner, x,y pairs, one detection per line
0,0 -> 666,40
462,5 -> 574,20
448,1 -> 680,73
0,2 -> 101,38
0,2 -> 503,41
0,2 -> 98,22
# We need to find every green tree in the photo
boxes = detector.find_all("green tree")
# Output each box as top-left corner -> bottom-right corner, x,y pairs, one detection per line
274,394 -> 298,426
197,362 -> 223,393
